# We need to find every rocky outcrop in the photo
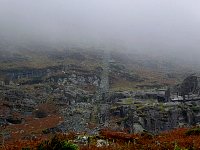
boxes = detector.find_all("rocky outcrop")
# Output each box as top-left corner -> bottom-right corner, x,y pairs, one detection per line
60,102 -> 93,132
110,101 -> 200,133
47,73 -> 100,87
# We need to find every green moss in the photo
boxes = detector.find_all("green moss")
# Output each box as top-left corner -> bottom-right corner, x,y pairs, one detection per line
137,105 -> 147,111
120,98 -> 134,105
158,103 -> 165,112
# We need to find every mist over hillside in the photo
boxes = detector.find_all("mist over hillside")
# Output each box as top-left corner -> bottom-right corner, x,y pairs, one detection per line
0,0 -> 200,65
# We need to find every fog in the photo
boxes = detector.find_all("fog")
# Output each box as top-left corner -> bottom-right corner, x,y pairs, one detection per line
0,0 -> 200,63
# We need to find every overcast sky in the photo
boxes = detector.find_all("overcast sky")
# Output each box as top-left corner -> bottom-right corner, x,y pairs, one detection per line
0,0 -> 200,61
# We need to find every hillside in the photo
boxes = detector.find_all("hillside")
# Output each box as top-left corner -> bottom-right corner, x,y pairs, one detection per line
1,46 -> 200,149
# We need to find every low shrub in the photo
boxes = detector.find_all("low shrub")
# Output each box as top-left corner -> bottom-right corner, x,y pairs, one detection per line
185,128 -> 200,136
37,135 -> 79,150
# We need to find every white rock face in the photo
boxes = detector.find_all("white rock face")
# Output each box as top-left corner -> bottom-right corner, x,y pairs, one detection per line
133,123 -> 144,133
96,139 -> 109,147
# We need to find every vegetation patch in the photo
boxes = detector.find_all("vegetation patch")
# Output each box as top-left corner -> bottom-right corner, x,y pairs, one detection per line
185,128 -> 200,136
38,135 -> 79,150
